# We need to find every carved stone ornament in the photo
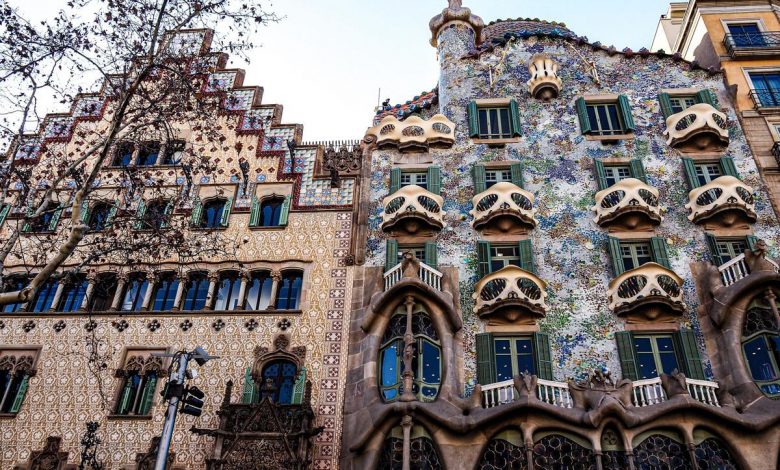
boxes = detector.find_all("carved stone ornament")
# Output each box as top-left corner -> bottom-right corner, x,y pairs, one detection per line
133,437 -> 176,470
470,182 -> 537,235
13,436 -> 75,470
685,175 -> 756,229
251,333 -> 307,383
664,103 -> 729,152
527,54 -> 563,101
365,115 -> 455,152
592,178 -> 662,231
660,369 -> 689,398
323,142 -> 361,175
121,354 -> 163,377
381,184 -> 446,236
607,262 -> 686,322
567,370 -> 633,414
0,353 -> 36,375
472,265 -> 548,324
429,0 -> 485,47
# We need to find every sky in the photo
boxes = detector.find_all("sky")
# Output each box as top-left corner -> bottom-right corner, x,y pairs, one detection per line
8,0 -> 675,141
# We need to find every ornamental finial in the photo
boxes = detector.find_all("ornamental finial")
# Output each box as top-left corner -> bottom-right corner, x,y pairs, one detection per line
429,1 -> 484,48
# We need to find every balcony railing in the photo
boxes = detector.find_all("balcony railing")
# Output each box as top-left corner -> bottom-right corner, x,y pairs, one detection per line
381,184 -> 446,233
749,89 -> 780,110
607,263 -> 685,316
592,178 -> 661,228
663,103 -> 728,152
632,377 -> 720,407
724,32 -> 780,57
383,260 -> 443,291
718,252 -> 780,286
685,175 -> 756,224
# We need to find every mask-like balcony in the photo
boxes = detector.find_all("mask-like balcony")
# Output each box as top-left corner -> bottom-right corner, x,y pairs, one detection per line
469,182 -> 537,235
381,184 -> 445,235
664,103 -> 729,153
365,114 -> 455,152
607,263 -> 685,321
684,175 -> 757,227
472,265 -> 547,324
592,178 -> 662,231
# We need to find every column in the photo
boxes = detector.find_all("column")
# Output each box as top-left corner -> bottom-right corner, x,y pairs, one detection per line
237,270 -> 250,310
764,289 -> 780,329
141,271 -> 156,310
111,273 -> 128,311
686,442 -> 700,470
267,270 -> 282,310
401,295 -> 416,402
204,271 -> 219,310
401,414 -> 413,470
79,272 -> 98,311
48,278 -> 66,312
172,273 -> 186,311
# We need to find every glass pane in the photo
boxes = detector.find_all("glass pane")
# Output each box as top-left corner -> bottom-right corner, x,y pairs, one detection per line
479,109 -> 489,136
499,108 -> 511,137
421,341 -> 441,384
381,343 -> 399,386
515,339 -> 535,375
246,274 -> 273,310
744,337 -> 778,381
636,352 -> 658,379
656,337 -> 679,374
495,339 -> 513,381
489,109 -> 499,136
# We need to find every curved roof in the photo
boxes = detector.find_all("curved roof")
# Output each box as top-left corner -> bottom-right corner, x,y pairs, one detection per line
483,18 -> 575,43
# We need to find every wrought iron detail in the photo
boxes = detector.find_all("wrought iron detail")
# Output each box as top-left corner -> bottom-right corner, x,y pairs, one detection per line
724,32 -> 780,57
632,435 -> 692,470
377,435 -> 443,470
78,422 -> 104,470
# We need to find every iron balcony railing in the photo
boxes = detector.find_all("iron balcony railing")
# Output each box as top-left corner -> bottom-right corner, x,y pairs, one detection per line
724,32 -> 780,56
772,142 -> 780,166
749,89 -> 780,110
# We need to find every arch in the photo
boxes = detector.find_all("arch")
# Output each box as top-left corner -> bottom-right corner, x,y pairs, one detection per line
531,430 -> 596,470
477,428 -> 528,470
600,425 -> 630,470
198,198 -> 227,228
87,201 -> 113,231
692,428 -> 741,470
377,423 -> 443,470
259,359 -> 298,404
740,291 -> 780,398
260,196 -> 286,227
632,429 -> 692,470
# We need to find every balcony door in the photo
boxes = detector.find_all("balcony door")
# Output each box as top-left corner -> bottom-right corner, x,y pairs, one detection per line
728,23 -> 765,48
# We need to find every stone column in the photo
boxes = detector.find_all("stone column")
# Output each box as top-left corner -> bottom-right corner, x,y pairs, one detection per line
268,270 -> 282,310
401,414 -> 413,470
111,273 -> 128,311
204,271 -> 220,310
764,289 -> 780,328
401,295 -> 416,402
141,271 -> 156,311
687,442 -> 700,470
79,272 -> 98,311
237,270 -> 250,310
172,273 -> 187,311
48,278 -> 66,312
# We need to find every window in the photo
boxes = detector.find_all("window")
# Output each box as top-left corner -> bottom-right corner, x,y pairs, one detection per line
467,100 -> 522,140
112,142 -> 134,167
594,159 -> 646,190
390,166 -> 442,195
633,335 -> 680,379
57,274 -> 88,312
86,202 -> 114,231
0,349 -> 37,414
658,90 -> 718,119
250,196 -> 291,228
181,271 -> 209,311
387,241 -> 438,270
31,278 -> 58,312
260,360 -> 298,404
604,166 -> 631,187
0,203 -> 11,228
24,204 -> 63,233
276,270 -> 303,310
741,296 -> 780,397
114,351 -> 163,417
682,157 -> 739,189
135,199 -> 172,230
475,332 -> 552,384
727,22 -> 765,47
161,140 -> 184,165
485,168 -> 512,188
121,273 -> 149,311
88,273 -> 117,312
749,72 -> 780,107
476,240 -> 535,279
378,425 -> 443,470
2,276 -> 28,313
607,236 -> 671,275
705,234 -> 755,266
245,271 -> 273,310
576,95 -> 635,137
615,329 -> 704,381
669,95 -> 697,114
379,310 -> 441,402
494,337 -> 535,380
193,198 -> 229,229
695,163 -> 722,185
397,245 -> 426,264
620,242 -> 653,271
151,272 -> 178,311
136,142 -> 160,166
489,245 -> 522,272
214,271 -> 242,311
400,172 -> 427,190
472,163 -> 524,193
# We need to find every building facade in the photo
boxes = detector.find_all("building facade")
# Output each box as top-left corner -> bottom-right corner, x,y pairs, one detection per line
342,2 -> 780,469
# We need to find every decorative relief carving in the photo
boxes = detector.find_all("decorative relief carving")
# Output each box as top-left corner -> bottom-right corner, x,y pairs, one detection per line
470,182 -> 537,234
607,263 -> 685,322
527,54 -> 563,100
472,265 -> 548,324
12,436 -> 74,470
381,185 -> 446,235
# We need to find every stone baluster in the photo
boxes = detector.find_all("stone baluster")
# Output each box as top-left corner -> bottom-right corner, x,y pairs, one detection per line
172,272 -> 187,311
111,273 -> 129,311
79,272 -> 98,311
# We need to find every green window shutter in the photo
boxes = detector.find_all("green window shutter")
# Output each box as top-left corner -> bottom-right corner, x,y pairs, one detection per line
658,92 -> 674,119
518,239 -> 536,274
278,195 -> 291,226
475,332 -> 496,385
607,236 -> 625,276
630,159 -> 647,183
137,375 -> 157,415
390,168 -> 402,194
190,197 -> 203,226
472,164 -> 487,194
424,241 -> 438,269
427,166 -> 442,196
291,367 -> 307,405
22,205 -> 34,232
9,374 -> 30,413
160,200 -> 174,229
116,377 -> 134,414
705,233 -> 722,266
533,333 -> 554,380
510,162 -> 524,189
241,367 -> 255,404
105,204 -> 118,227
695,89 -> 718,108
467,101 -> 480,138
0,204 -> 10,227
477,241 -> 492,278
651,236 -> 672,269
385,239 -> 399,271
133,200 -> 147,230
719,156 -> 739,179
618,95 -> 636,132
575,97 -> 591,134
220,196 -> 233,227
509,99 -> 522,137
80,200 -> 90,224
674,329 -> 705,380
48,205 -> 63,231
746,235 -> 759,252
594,159 -> 608,190
615,331 -> 639,381
248,196 -> 260,227
682,158 -> 700,190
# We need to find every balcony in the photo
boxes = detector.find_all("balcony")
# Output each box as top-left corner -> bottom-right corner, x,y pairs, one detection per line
749,89 -> 780,112
472,265 -> 547,324
607,263 -> 685,320
684,175 -> 756,227
381,184 -> 446,235
469,182 -> 537,235
384,260 -> 443,291
365,114 -> 455,152
592,178 -> 661,231
717,253 -> 780,287
724,32 -> 780,58
664,103 -> 728,152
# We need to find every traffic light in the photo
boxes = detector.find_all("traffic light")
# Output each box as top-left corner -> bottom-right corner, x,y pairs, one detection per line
180,386 -> 205,417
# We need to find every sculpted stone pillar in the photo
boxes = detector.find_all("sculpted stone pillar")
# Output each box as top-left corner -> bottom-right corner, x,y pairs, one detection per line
111,273 -> 128,311
401,414 -> 413,470
764,289 -> 780,329
401,295 -> 417,402
237,270 -> 250,310
204,271 -> 220,310
79,272 -> 98,311
140,271 -> 156,310
172,272 -> 186,311
48,278 -> 66,312
268,270 -> 282,310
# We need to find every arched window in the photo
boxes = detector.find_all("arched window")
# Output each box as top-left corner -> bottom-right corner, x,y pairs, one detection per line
246,271 -> 273,310
151,272 -> 178,311
121,273 -> 149,311
741,295 -> 780,397
378,425 -> 442,470
138,200 -> 171,230
632,431 -> 692,469
199,199 -> 227,228
693,430 -> 740,469
478,429 -> 526,470
114,352 -> 163,417
601,427 -> 630,470
379,307 -> 441,402
181,271 -> 209,310
136,142 -> 160,166
88,273 -> 117,312
276,270 -> 303,310
215,271 -> 242,311
112,142 -> 134,167
260,359 -> 298,404
57,274 -> 88,312
2,276 -> 29,313
260,197 -> 285,227
533,432 -> 596,469
31,278 -> 58,312
87,202 -> 113,231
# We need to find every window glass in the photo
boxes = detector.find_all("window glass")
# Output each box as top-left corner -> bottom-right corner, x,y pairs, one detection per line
276,271 -> 303,310
604,166 -> 631,187
2,276 -> 29,313
246,271 -> 273,310
112,143 -> 134,167
397,245 -> 426,265
121,274 -> 148,311
58,275 -> 88,312
260,198 -> 284,227
31,278 -> 58,312
669,96 -> 697,114
200,199 -> 226,228
379,312 -> 441,402
494,337 -> 535,381
485,168 -> 511,188
136,142 -> 160,166
143,200 -> 169,230
620,242 -> 653,271
88,274 -> 117,312
694,163 -> 723,186
741,301 -> 780,396
634,335 -> 680,379
587,103 -> 624,135
182,272 -> 209,310
151,272 -> 178,311
749,72 -> 780,107
115,370 -> 158,416
30,209 -> 55,232
477,107 -> 512,139
716,239 -> 747,264
490,245 -> 521,272
260,360 -> 298,404
400,172 -> 428,190
214,272 -> 242,311
728,23 -> 764,47
0,370 -> 28,413
161,140 -> 184,165
88,203 -> 112,231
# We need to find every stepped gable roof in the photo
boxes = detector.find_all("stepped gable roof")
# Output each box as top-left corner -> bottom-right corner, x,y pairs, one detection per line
373,89 -> 438,124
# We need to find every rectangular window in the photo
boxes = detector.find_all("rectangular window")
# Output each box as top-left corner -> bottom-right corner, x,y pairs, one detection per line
634,335 -> 681,379
620,242 -> 653,271
398,245 -> 426,265
400,172 -> 428,190
669,96 -> 697,114
489,244 -> 521,272
749,72 -> 780,107
478,107 -> 512,139
494,337 -> 535,381
485,169 -> 512,188
604,166 -> 632,187
716,239 -> 747,264
577,95 -> 635,137
727,23 -> 765,48
586,103 -> 623,135
695,163 -> 723,186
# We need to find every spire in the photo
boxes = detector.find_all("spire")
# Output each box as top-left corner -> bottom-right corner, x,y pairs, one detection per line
429,0 -> 484,48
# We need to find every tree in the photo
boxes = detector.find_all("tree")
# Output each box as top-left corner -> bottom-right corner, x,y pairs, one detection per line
0,0 -> 279,306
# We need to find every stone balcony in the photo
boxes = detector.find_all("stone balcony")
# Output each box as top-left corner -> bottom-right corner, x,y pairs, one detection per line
664,103 -> 729,152
472,265 -> 547,324
469,182 -> 537,235
381,184 -> 445,235
685,175 -> 756,227
607,263 -> 685,321
366,114 -> 455,152
592,178 -> 661,231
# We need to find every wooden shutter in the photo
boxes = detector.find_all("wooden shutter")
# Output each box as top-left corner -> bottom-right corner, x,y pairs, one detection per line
615,331 -> 639,381
161,200 -> 174,229
241,367 -> 255,404
80,199 -> 90,224
746,235 -> 759,252
533,332 -> 553,380
477,241 -> 492,278
510,162 -> 524,189
705,233 -> 722,266
467,101 -> 480,138
190,197 -> 203,226
0,204 -> 10,227
105,204 -> 118,227
607,236 -> 625,276
22,205 -> 33,233
518,239 -> 536,274
220,196 -> 233,227
291,367 -> 307,405
116,378 -> 134,414
8,374 -> 30,413
682,158 -> 700,190
575,97 -> 591,134
249,196 -> 260,226
695,89 -> 718,107
630,159 -> 647,183
424,242 -> 438,269
674,329 -> 705,380
385,239 -> 399,271
651,236 -> 672,269
719,156 -> 739,179
472,164 -> 487,193
48,205 -> 63,231
278,195 -> 291,226
138,375 -> 157,415
475,332 -> 496,385
390,168 -> 402,194
427,166 -> 442,196
594,159 -> 608,190
658,92 -> 674,119
618,95 -> 636,132
509,99 -> 522,137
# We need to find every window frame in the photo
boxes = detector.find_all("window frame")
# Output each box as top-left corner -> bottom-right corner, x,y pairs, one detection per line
0,347 -> 39,415
150,271 -> 179,311
467,99 -> 522,143
2,275 -> 29,313
576,95 -> 635,140
181,271 -> 210,311
57,274 -> 89,312
745,68 -> 780,108
214,271 -> 242,311
245,270 -> 274,311
493,335 -> 536,381
121,273 -> 149,312
633,334 -> 682,379
276,270 -> 303,310
619,241 -> 654,271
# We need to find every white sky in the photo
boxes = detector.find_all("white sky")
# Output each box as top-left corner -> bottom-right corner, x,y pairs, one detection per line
8,0 -> 675,141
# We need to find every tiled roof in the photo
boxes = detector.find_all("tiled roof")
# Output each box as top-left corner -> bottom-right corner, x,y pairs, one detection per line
483,18 -> 575,43
373,89 -> 438,124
